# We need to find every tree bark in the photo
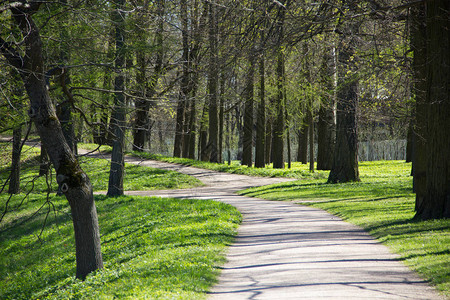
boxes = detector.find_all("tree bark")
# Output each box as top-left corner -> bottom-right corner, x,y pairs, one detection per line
1,7 -> 103,279
8,126 -> 21,194
272,5 -> 286,169
207,2 -> 219,163
308,109 -> 314,172
242,51 -> 255,167
199,102 -> 209,161
255,52 -> 266,168
327,2 -> 360,183
317,48 -> 336,170
296,123 -> 308,163
410,2 -> 427,212
107,0 -> 126,197
415,0 -> 450,219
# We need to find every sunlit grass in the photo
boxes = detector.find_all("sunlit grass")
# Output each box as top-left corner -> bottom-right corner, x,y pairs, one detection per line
1,142 -> 237,299
0,194 -> 241,299
0,144 -> 203,194
240,160 -> 450,297
132,151 -> 328,179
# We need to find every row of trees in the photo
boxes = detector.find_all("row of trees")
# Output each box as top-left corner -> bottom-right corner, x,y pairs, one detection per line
1,0 -> 448,279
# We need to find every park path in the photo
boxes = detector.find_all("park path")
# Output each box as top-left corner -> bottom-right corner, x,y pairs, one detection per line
111,154 -> 444,300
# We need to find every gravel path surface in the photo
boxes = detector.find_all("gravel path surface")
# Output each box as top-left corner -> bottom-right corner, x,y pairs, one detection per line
116,155 -> 443,300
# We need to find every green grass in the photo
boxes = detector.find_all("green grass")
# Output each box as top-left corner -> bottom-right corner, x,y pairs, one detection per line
0,194 -> 241,299
240,160 -> 450,297
131,151 -> 328,179
0,143 -> 240,299
0,144 -> 203,193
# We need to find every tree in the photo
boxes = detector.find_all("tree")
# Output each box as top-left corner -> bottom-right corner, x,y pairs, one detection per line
255,46 -> 266,168
317,47 -> 336,170
107,0 -> 127,197
410,1 -> 427,212
207,1 -> 219,163
272,2 -> 287,169
132,0 -> 165,152
0,4 -> 103,279
328,0 -> 360,183
414,0 -> 450,219
241,50 -> 255,167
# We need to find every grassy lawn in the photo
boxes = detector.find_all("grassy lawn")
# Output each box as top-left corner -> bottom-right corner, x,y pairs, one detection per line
1,144 -> 203,193
0,194 -> 241,299
131,150 -> 328,180
240,160 -> 450,298
80,143 -> 328,179
1,143 -> 239,299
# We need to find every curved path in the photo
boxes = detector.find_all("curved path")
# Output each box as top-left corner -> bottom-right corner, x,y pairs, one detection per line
102,154 -> 443,299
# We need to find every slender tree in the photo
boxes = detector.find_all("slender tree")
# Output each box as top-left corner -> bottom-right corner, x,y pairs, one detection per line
255,48 -> 266,168
242,49 -> 255,167
317,47 -> 336,170
272,2 -> 287,169
0,4 -> 103,279
107,0 -> 127,196
207,1 -> 219,163
328,0 -> 360,183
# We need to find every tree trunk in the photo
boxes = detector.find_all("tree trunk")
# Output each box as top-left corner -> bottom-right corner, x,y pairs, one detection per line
296,124 -> 308,163
327,3 -> 360,184
406,120 -> 413,163
1,7 -> 103,279
107,0 -> 126,197
255,52 -> 266,168
218,73 -> 225,163
317,48 -> 336,170
308,109 -> 314,172
410,2 -> 427,212
415,0 -> 450,219
39,143 -> 50,176
272,6 -> 286,169
187,1 -> 208,160
242,51 -> 255,167
207,2 -> 219,163
57,96 -> 76,154
199,101 -> 209,161
8,126 -> 21,194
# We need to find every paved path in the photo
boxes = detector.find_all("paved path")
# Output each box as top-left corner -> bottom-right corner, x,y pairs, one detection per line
114,155 -> 444,300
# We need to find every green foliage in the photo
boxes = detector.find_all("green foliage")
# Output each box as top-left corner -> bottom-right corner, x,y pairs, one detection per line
240,160 -> 450,297
0,194 -> 241,299
133,151 -> 328,179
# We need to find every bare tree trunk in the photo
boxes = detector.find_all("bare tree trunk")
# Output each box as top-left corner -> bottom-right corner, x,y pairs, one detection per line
415,0 -> 450,219
218,73 -> 225,163
8,126 -> 22,194
207,2 -> 219,163
199,101 -> 209,161
265,117 -> 272,164
296,123 -> 308,163
107,0 -> 126,196
242,51 -> 255,167
308,109 -> 314,172
173,0 -> 189,158
410,2 -> 427,212
317,48 -> 336,170
255,51 -> 266,168
328,1 -> 360,183
272,5 -> 286,169
1,7 -> 103,279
